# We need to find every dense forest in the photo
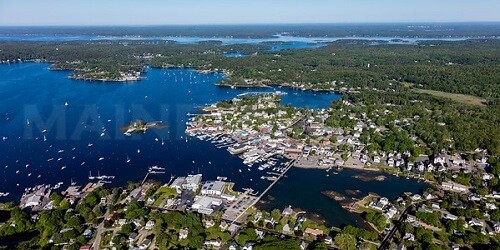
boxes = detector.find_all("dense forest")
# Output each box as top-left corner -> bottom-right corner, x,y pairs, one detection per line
0,39 -> 498,99
2,23 -> 500,38
0,39 -> 498,154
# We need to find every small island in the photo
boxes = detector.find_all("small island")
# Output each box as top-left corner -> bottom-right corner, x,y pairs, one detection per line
122,119 -> 165,136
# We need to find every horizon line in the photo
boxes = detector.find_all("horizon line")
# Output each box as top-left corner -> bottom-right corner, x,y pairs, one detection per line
1,21 -> 500,28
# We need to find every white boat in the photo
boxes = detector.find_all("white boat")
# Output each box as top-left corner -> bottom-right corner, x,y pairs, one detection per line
64,102 -> 68,107
126,155 -> 131,163
88,171 -> 95,180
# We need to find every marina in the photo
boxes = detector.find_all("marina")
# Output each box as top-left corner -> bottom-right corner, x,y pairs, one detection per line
0,63 -> 427,226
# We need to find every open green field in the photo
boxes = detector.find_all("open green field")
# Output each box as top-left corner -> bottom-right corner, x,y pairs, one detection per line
413,89 -> 486,106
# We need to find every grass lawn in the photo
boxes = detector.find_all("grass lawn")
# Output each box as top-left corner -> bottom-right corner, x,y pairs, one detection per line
413,89 -> 486,106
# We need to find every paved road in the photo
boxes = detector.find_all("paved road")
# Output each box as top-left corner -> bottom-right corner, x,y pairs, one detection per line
92,199 -> 111,250
378,205 -> 412,250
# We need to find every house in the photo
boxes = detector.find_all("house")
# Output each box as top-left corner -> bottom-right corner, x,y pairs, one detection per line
403,233 -> 415,241
482,173 -> 493,181
405,215 -> 416,223
24,195 -> 42,208
431,203 -> 440,210
79,245 -> 91,250
411,194 -> 421,201
282,205 -> 293,216
324,236 -> 333,244
468,218 -> 484,227
145,220 -> 155,230
434,154 -> 447,165
384,206 -> 398,219
139,239 -> 151,250
305,228 -> 323,239
441,181 -> 468,192
242,242 -> 255,250
83,229 -> 93,239
219,221 -> 229,231
370,197 -> 389,210
282,224 -> 291,234
264,216 -> 276,225
203,219 -> 215,228
128,232 -> 138,242
422,192 -> 435,200
469,194 -> 481,202
486,203 -> 497,210
494,223 -> 500,234
179,228 -> 189,240
229,242 -> 239,250
204,238 -> 222,248
118,219 -> 127,226
253,212 -> 262,223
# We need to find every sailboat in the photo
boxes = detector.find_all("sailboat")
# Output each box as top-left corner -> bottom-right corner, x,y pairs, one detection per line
88,171 -> 95,180
126,155 -> 131,163
161,138 -> 165,145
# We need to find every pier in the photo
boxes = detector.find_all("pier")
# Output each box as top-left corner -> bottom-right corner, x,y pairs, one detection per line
226,159 -> 296,224
257,159 -> 295,201
141,171 -> 150,185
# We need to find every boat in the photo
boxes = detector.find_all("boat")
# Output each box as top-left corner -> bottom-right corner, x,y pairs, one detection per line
126,155 -> 131,163
64,102 -> 68,107
161,138 -> 165,145
88,171 -> 95,180
150,166 -> 166,171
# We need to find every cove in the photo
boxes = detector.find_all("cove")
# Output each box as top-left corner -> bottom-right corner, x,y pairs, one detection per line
0,62 -> 338,201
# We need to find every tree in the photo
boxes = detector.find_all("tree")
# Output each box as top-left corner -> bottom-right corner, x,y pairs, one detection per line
334,233 -> 357,250
121,223 -> 133,235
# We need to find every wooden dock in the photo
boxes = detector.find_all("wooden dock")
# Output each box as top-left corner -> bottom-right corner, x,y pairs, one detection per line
141,171 -> 150,185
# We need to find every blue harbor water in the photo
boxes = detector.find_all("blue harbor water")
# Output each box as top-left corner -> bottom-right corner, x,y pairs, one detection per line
0,34 -> 470,51
0,62 -> 428,226
258,168 -> 430,227
0,62 -> 338,199
223,51 -> 246,58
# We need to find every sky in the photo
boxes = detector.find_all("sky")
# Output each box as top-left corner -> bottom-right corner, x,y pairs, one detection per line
1,0 -> 499,26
